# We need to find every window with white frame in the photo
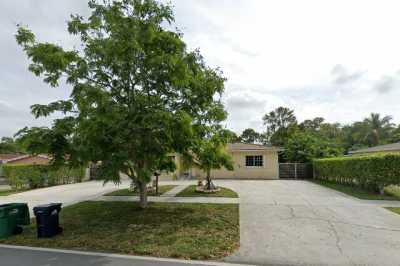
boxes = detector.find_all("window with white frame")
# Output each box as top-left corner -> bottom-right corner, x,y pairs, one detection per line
245,155 -> 263,167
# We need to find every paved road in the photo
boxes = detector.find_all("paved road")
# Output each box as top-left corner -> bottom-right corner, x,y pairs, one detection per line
0,246 -> 251,266
215,180 -> 400,266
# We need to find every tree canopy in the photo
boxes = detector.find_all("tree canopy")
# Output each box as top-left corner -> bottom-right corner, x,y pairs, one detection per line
259,107 -> 399,162
284,132 -> 343,163
263,107 -> 297,146
15,0 -> 228,207
239,128 -> 261,144
0,137 -> 24,154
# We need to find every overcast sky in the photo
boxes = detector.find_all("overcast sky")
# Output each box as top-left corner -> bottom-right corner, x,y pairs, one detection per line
1,0 -> 400,138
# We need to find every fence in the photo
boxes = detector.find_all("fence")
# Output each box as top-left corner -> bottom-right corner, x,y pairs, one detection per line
279,163 -> 313,179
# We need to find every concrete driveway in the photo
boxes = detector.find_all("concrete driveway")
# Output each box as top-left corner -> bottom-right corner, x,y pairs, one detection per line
215,180 -> 400,266
0,180 -> 127,215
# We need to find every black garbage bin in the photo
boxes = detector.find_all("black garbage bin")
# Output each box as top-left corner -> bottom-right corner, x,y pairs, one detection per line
33,203 -> 63,238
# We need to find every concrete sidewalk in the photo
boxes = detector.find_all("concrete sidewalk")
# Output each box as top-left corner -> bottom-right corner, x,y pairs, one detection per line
94,195 -> 239,204
93,182 -> 239,204
0,245 -> 253,266
161,184 -> 190,197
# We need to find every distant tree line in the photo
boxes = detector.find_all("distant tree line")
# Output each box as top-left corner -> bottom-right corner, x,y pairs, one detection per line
228,106 -> 400,163
2,106 -> 400,164
0,137 -> 25,154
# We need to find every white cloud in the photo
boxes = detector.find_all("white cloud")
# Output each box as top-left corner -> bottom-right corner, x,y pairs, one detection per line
1,0 -> 400,137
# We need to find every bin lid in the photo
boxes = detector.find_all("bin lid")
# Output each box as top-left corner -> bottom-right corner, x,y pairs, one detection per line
34,203 -> 62,209
0,204 -> 20,218
0,203 -> 28,208
33,203 -> 62,215
0,204 -> 16,210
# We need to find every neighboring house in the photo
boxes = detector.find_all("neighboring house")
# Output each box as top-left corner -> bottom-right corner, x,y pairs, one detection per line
349,142 -> 400,155
0,153 -> 24,163
0,154 -> 51,165
0,153 -> 50,179
161,143 -> 282,180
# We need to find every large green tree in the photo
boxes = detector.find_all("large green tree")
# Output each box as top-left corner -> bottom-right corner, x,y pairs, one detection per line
239,128 -> 260,144
341,113 -> 395,152
284,131 -> 343,162
15,0 -> 227,208
363,113 -> 394,146
262,106 -> 297,146
0,137 -> 17,154
390,126 -> 400,143
299,117 -> 325,131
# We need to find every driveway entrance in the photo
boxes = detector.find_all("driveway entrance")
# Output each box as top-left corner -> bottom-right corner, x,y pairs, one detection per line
217,180 -> 400,266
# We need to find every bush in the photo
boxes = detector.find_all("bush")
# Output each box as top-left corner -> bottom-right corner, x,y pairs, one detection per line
313,154 -> 400,193
2,164 -> 86,190
384,185 -> 400,198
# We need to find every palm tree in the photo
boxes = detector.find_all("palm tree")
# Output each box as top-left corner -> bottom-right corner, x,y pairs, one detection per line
363,113 -> 394,146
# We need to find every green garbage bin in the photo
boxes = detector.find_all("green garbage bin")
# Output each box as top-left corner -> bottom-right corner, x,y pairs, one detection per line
12,203 -> 30,226
0,205 -> 19,239
0,203 -> 30,226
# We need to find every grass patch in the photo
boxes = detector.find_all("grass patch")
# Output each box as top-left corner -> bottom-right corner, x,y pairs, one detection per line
386,207 -> 400,215
0,201 -> 239,260
0,190 -> 17,196
176,185 -> 238,198
0,189 -> 30,196
104,185 -> 177,196
311,180 -> 400,200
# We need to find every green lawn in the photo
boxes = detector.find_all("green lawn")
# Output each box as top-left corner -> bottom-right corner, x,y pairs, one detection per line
311,180 -> 400,200
386,207 -> 400,215
0,201 -> 239,260
104,185 -> 177,196
176,185 -> 238,198
0,190 -> 16,196
0,189 -> 30,196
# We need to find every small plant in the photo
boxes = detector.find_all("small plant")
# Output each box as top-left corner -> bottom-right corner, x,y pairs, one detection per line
183,128 -> 234,192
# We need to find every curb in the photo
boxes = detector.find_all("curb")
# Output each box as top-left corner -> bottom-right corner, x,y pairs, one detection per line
0,244 -> 254,266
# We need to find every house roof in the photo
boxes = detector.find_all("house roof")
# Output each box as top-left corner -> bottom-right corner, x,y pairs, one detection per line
227,142 -> 282,152
0,154 -> 50,163
349,142 -> 400,154
0,153 -> 25,162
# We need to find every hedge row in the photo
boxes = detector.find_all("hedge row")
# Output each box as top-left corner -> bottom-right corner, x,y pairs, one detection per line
2,164 -> 86,190
313,154 -> 400,192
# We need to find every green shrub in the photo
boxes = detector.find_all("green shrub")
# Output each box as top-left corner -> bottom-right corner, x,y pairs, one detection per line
313,154 -> 400,193
2,164 -> 86,190
384,185 -> 400,198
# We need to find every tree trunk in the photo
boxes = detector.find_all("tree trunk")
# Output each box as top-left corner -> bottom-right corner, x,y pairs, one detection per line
155,174 -> 159,195
379,185 -> 385,195
205,169 -> 214,190
138,180 -> 148,208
